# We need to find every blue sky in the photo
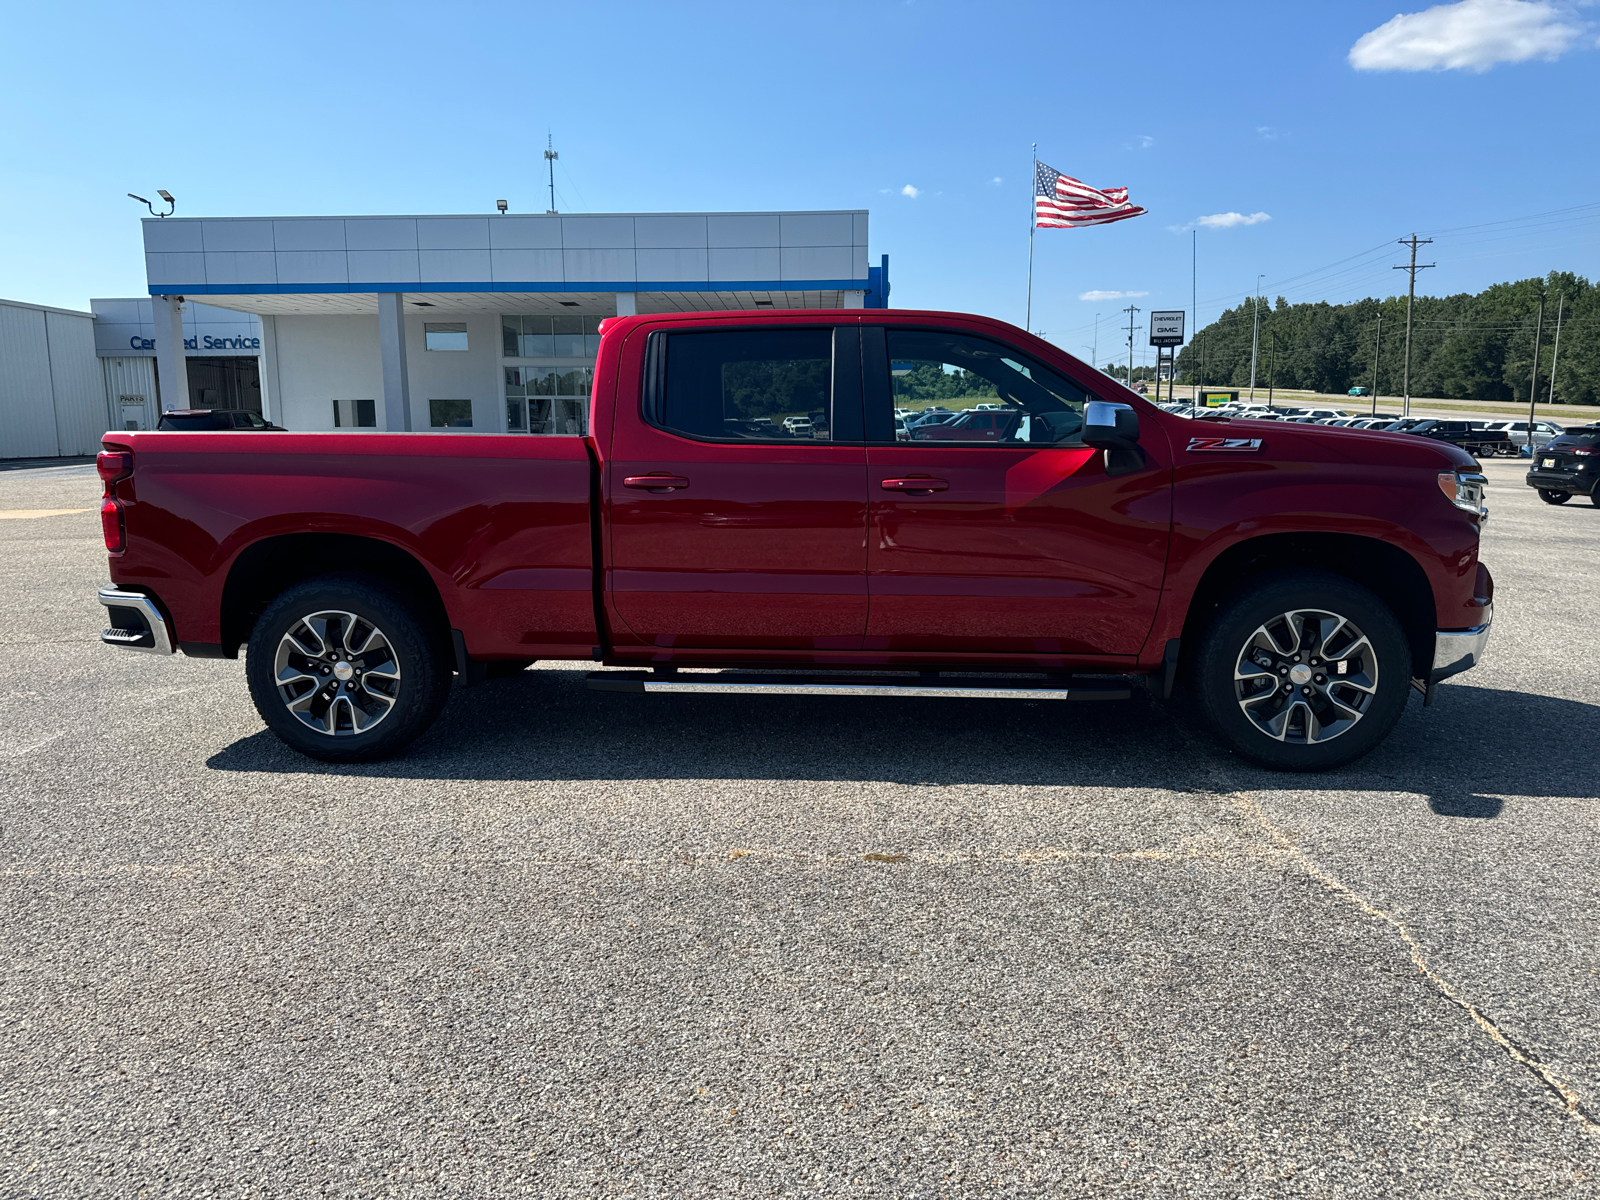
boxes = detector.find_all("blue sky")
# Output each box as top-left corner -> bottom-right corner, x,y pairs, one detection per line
3,0 -> 1597,369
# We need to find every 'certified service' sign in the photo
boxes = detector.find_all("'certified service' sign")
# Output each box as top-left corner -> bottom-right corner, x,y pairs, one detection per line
1149,311 -> 1185,346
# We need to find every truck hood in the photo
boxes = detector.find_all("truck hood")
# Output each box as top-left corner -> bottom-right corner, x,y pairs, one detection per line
1184,416 -> 1478,470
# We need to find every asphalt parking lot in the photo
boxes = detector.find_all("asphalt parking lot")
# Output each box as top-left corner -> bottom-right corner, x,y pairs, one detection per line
2,454 -> 1597,1197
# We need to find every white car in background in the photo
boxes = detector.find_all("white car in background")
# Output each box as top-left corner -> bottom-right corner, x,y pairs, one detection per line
782,416 -> 815,436
1486,420 -> 1564,451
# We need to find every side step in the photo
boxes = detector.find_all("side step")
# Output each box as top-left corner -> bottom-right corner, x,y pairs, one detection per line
586,671 -> 1132,701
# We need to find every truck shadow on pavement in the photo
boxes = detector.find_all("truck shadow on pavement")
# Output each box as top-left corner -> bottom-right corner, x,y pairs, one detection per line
206,673 -> 1599,812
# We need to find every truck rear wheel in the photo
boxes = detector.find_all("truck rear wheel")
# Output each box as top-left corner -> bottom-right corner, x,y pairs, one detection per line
1192,570 -> 1410,772
245,573 -> 451,763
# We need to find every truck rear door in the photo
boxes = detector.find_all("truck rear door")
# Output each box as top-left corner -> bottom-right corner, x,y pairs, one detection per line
606,322 -> 868,652
861,324 -> 1171,657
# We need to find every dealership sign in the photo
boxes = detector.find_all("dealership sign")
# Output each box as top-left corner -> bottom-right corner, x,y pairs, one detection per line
1149,311 -> 1185,347
128,334 -> 261,352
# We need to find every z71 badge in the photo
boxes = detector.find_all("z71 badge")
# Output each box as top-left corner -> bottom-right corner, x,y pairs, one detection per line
1187,436 -> 1264,452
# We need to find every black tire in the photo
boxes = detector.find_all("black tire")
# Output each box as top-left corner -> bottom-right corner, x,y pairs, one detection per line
246,573 -> 452,763
1192,570 -> 1411,772
1538,489 -> 1571,505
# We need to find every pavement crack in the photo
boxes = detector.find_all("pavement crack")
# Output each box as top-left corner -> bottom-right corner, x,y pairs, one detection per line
1226,788 -> 1597,1134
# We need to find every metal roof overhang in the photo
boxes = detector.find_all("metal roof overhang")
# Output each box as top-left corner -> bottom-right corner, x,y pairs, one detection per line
181,288 -> 861,316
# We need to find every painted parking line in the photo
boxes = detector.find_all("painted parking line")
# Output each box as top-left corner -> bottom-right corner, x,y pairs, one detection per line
0,509 -> 90,520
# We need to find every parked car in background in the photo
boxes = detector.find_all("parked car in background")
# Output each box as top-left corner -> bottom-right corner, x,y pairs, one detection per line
781,416 -> 815,436
1402,420 -> 1507,457
158,409 -> 284,431
910,408 -> 1021,441
1526,426 -> 1600,505
1488,420 -> 1564,453
1348,387 -> 1369,398
1302,408 -> 1347,420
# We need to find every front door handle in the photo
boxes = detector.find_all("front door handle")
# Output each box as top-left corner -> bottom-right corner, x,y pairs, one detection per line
880,476 -> 949,493
623,474 -> 691,493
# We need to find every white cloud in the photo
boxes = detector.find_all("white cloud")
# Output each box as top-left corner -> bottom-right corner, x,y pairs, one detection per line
901,184 -> 920,198
991,176 -> 1003,185
1136,135 -> 1155,149
1350,0 -> 1586,72
1257,125 -> 1284,140
1079,290 -> 1149,302
1181,211 -> 1273,231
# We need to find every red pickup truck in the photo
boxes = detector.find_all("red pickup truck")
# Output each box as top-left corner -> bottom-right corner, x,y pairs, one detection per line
94,308 -> 1493,771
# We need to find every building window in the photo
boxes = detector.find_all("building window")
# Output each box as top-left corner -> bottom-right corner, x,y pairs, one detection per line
505,366 -> 589,435
424,322 -> 469,351
429,399 -> 474,428
332,398 -> 377,428
502,314 -> 601,359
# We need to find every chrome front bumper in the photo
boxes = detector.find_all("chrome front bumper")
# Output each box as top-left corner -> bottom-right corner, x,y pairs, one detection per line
1431,602 -> 1493,683
98,587 -> 173,655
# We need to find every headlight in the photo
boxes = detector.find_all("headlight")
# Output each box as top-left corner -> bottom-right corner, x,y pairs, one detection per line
1438,470 -> 1487,523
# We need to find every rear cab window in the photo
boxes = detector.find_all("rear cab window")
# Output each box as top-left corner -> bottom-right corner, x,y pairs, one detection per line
645,326 -> 863,443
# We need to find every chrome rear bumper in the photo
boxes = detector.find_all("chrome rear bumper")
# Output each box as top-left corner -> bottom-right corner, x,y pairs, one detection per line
98,587 -> 173,655
1431,602 -> 1492,683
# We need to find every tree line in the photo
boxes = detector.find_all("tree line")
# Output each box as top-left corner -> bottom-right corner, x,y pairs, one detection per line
1169,271 -> 1598,405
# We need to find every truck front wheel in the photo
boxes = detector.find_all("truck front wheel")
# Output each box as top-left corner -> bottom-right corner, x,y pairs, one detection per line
245,573 -> 452,763
1192,570 -> 1411,772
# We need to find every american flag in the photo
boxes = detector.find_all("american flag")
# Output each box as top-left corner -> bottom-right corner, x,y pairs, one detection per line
1035,160 -> 1146,229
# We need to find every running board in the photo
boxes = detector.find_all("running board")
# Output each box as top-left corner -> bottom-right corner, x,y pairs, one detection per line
586,671 -> 1132,701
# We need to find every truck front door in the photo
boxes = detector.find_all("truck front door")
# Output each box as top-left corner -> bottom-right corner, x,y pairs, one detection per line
862,325 -> 1171,658
606,323 -> 868,653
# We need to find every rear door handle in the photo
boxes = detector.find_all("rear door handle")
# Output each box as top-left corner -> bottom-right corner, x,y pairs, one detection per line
880,476 -> 949,493
623,474 -> 690,492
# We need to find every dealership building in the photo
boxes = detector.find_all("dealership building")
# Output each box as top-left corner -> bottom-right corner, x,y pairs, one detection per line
111,209 -> 885,435
0,208 -> 886,457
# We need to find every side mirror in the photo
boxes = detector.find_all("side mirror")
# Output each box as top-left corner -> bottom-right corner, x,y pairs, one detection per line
1081,401 -> 1146,476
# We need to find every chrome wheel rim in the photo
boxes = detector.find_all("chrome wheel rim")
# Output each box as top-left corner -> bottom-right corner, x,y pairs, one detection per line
1233,608 -> 1377,745
273,610 -> 401,736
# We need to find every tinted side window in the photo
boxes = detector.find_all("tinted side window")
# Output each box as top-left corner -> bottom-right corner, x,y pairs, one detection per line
656,329 -> 834,441
877,329 -> 1089,445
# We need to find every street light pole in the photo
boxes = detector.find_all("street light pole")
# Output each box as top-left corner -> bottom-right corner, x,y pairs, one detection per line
1370,312 -> 1382,417
1248,274 -> 1264,401
1526,290 -> 1546,457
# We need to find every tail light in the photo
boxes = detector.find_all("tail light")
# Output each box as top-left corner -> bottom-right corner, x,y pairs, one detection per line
101,497 -> 125,553
97,451 -> 133,485
97,449 -> 132,554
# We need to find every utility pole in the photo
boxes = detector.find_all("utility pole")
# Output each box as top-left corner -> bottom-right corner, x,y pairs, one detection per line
1547,291 -> 1566,405
544,134 -> 559,213
1369,312 -> 1382,416
1248,275 -> 1264,401
1091,313 -> 1099,372
1123,305 -> 1141,387
1393,235 -> 1434,418
1266,330 -> 1276,408
1192,229 -> 1198,401
1526,289 -> 1546,456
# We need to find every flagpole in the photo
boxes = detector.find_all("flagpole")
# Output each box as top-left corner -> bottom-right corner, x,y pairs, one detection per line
1025,143 -> 1037,331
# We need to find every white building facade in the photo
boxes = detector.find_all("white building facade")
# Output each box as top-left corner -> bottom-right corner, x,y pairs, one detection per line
131,210 -> 887,434
0,298 -> 105,459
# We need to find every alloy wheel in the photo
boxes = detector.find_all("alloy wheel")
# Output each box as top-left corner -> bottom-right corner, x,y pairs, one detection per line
1232,608 -> 1377,744
272,609 -> 401,735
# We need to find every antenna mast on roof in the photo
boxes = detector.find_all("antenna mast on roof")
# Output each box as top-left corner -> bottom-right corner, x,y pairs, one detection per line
544,134 -> 559,214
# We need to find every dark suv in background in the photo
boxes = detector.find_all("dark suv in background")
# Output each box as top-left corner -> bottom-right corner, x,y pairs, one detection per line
1527,426 -> 1600,505
157,409 -> 284,431
1403,419 -> 1510,457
